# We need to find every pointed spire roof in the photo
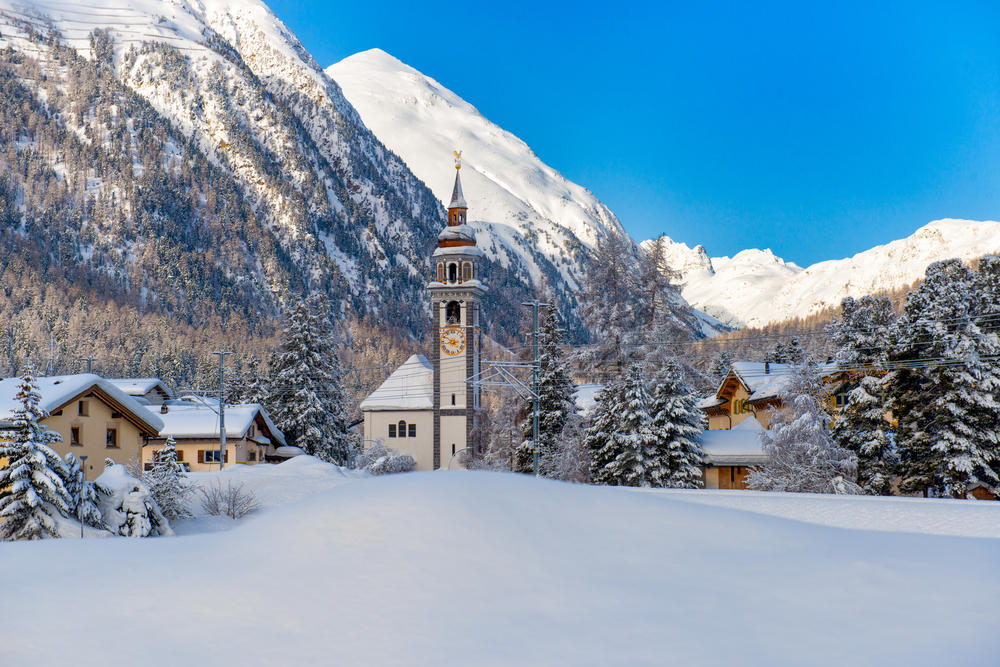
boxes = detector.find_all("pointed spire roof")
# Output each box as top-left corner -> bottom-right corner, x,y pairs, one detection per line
449,169 -> 467,210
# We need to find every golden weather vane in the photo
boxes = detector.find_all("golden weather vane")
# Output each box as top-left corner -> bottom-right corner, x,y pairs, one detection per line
454,150 -> 462,170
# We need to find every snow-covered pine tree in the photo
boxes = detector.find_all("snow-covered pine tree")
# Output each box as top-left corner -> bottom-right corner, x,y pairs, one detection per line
829,294 -> 897,494
972,255 -> 1000,493
890,259 -> 999,496
649,359 -> 705,488
636,236 -> 688,375
515,305 -> 575,476
63,452 -> 83,514
747,362 -> 861,494
590,365 -> 665,487
241,354 -> 271,407
0,373 -> 73,540
268,294 -> 354,465
585,377 -> 625,484
146,436 -> 192,522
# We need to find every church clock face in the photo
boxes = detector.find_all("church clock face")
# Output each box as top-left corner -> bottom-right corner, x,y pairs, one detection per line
440,327 -> 466,356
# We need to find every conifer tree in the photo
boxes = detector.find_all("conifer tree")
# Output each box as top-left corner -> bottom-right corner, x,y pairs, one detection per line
589,365 -> 664,487
585,377 -> 625,484
709,351 -> 734,386
515,305 -> 574,476
890,260 -> 999,496
0,373 -> 73,540
649,359 -> 705,488
577,233 -> 642,374
829,295 -> 897,494
268,294 -> 354,465
146,436 -> 192,522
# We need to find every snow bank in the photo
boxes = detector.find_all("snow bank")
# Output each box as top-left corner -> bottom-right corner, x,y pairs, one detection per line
1,469 -> 998,665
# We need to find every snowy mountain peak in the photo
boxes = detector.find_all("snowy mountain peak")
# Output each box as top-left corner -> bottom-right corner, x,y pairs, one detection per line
662,218 -> 1000,328
326,49 -> 628,293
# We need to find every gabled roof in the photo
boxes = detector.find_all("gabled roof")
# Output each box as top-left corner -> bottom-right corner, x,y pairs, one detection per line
715,362 -> 838,404
156,400 -> 285,446
106,378 -> 175,399
360,355 -> 433,411
0,374 -> 164,434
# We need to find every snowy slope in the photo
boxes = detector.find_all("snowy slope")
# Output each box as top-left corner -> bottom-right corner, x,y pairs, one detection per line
326,48 -> 627,292
647,218 -> 1000,327
2,461 -> 998,666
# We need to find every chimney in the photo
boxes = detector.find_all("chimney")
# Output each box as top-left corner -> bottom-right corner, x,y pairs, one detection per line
160,403 -> 169,414
764,361 -> 770,375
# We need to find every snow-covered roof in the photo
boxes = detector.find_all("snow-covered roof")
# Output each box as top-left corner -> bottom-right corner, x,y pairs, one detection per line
0,374 -> 164,434
700,422 -> 767,466
157,401 -> 285,446
106,378 -> 175,399
361,355 -> 434,412
448,169 -> 467,209
432,245 -> 484,258
721,362 -> 838,403
697,395 -> 725,410
438,224 -> 476,243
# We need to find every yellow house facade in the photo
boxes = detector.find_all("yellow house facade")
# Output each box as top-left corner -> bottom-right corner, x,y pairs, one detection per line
0,374 -> 164,480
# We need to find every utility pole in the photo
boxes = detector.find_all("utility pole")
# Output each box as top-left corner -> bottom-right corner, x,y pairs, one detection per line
81,356 -> 97,375
213,350 -> 233,471
521,301 -> 549,477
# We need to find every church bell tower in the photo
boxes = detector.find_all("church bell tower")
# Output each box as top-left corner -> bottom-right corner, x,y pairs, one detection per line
428,152 -> 486,469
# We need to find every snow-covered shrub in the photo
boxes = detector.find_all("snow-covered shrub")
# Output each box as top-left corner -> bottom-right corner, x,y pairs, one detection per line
0,373 -> 72,540
197,481 -> 260,519
146,437 -> 192,521
747,364 -> 861,495
95,462 -> 172,537
355,441 -> 416,475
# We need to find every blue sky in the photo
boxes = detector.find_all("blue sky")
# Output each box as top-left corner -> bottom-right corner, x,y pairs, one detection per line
268,0 -> 1000,267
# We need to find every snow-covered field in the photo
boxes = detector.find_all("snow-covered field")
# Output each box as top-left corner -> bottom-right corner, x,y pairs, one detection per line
2,458 -> 998,666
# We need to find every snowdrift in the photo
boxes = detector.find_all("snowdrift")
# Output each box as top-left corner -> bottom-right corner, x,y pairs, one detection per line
1,467 -> 998,665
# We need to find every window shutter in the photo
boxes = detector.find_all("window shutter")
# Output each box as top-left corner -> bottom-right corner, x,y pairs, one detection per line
224,450 -> 229,463
198,450 -> 204,464
176,449 -> 184,461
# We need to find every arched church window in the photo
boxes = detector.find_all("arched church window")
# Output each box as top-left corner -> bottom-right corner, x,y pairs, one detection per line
446,301 -> 461,325
448,263 -> 457,282
436,262 -> 444,282
397,420 -> 407,438
462,262 -> 472,282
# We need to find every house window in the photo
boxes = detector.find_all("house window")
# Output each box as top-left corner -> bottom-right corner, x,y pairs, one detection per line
70,427 -> 81,446
408,423 -> 416,438
78,400 -> 89,416
451,393 -> 456,406
451,444 -> 456,456
248,425 -> 255,438
111,411 -> 122,419
248,451 -> 256,462
397,420 -> 407,438
201,450 -> 226,464
53,409 -> 63,416
388,424 -> 397,438
462,262 -> 472,282
106,428 -> 118,448
448,263 -> 457,282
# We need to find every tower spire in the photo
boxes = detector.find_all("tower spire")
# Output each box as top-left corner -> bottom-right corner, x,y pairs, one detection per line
446,150 -> 468,225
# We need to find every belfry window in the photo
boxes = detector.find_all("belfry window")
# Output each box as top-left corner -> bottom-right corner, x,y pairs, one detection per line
448,263 -> 457,282
436,262 -> 445,282
446,301 -> 461,325
462,262 -> 472,282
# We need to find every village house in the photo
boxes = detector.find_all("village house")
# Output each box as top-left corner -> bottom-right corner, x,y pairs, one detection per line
106,378 -> 175,405
0,374 -> 164,481
142,397 -> 286,472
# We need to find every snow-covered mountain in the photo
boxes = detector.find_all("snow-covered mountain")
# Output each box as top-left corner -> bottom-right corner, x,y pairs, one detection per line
647,219 -> 1000,328
326,48 -> 626,294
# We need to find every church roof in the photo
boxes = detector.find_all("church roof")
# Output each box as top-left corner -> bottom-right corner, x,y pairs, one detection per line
448,170 -> 467,209
438,224 -> 476,243
360,355 -> 434,412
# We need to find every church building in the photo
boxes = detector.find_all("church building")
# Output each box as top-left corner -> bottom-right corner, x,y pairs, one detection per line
360,157 -> 486,470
